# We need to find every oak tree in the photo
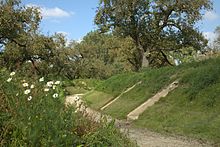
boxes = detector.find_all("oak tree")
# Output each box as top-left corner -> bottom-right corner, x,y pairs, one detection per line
95,0 -> 212,70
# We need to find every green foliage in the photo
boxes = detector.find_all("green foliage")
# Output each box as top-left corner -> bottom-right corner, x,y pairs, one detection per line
0,70 -> 76,146
95,0 -> 212,68
84,120 -> 136,147
168,47 -> 197,64
73,31 -> 133,78
133,57 -> 220,144
0,0 -> 41,47
0,70 -> 134,146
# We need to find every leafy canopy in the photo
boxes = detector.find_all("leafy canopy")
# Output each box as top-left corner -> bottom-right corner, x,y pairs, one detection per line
95,0 -> 212,69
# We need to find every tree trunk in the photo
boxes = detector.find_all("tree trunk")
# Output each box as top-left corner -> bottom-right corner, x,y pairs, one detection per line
142,51 -> 149,68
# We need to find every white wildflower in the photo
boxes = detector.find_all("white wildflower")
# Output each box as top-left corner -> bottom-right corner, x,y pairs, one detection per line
46,81 -> 53,87
24,89 -> 31,95
7,78 -> 12,82
55,81 -> 61,85
53,93 -> 58,98
52,85 -> 56,90
22,83 -> 29,87
16,93 -> 19,96
10,72 -> 15,76
44,88 -> 49,92
27,96 -> 32,101
39,77 -> 44,82
30,84 -> 35,89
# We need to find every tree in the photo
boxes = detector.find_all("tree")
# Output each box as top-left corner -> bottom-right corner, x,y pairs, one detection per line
73,31 -> 133,78
0,0 -> 71,77
0,0 -> 41,48
95,0 -> 212,70
0,0 -> 43,72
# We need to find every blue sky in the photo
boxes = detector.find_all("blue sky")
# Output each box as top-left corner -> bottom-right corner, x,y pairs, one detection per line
22,0 -> 220,43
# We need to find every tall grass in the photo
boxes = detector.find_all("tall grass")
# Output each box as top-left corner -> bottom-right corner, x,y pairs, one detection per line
134,57 -> 220,144
0,69 -> 135,146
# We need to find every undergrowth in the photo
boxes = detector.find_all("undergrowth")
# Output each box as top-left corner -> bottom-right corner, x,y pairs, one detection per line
0,69 -> 135,146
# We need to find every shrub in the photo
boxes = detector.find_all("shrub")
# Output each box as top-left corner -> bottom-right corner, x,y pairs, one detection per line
0,69 -> 135,146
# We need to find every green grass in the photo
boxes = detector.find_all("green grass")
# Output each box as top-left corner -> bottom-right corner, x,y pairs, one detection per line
0,70 -> 136,146
96,72 -> 142,97
65,86 -> 89,95
83,57 -> 220,144
92,66 -> 176,119
65,79 -> 103,95
83,91 -> 113,110
134,84 -> 220,144
134,57 -> 220,144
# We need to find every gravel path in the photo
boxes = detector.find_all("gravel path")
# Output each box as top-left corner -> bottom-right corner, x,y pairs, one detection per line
65,94 -> 212,147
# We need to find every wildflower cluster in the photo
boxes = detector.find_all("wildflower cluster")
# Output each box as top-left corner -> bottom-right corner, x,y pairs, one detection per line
40,77 -> 61,98
22,80 -> 34,101
6,71 -> 15,82
6,73 -> 62,101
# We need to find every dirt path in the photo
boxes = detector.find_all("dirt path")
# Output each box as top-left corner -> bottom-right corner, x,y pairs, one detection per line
100,81 -> 142,110
127,80 -> 179,120
119,124 -> 211,147
65,94 -> 212,147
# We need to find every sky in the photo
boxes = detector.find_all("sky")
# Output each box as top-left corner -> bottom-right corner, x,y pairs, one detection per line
22,0 -> 220,43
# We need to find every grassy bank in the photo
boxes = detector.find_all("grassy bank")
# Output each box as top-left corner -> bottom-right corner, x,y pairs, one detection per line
134,57 -> 220,144
0,69 -> 136,146
81,57 -> 220,144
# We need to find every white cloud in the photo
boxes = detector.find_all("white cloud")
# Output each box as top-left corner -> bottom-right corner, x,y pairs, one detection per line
57,31 -> 69,36
26,4 -> 73,19
76,38 -> 83,43
41,7 -> 72,18
203,11 -> 218,21
203,31 -> 217,45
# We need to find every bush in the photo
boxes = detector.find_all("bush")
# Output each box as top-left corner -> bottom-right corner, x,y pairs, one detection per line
0,69 -> 135,146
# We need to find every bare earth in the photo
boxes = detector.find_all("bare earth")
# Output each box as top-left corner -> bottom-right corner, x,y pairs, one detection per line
65,94 -> 212,147
127,80 -> 179,120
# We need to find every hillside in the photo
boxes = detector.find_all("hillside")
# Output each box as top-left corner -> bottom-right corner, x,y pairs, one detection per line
78,56 -> 220,145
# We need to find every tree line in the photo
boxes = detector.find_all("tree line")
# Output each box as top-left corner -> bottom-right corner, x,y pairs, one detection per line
0,0 -> 219,79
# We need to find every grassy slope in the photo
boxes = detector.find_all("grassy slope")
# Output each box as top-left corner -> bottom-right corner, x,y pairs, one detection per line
134,57 -> 220,144
82,57 -> 220,143
86,67 -> 176,118
103,67 -> 176,119
83,91 -> 113,110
